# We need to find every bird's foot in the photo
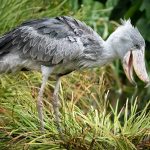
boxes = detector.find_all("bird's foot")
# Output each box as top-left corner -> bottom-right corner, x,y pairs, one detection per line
52,94 -> 63,137
37,96 -> 45,133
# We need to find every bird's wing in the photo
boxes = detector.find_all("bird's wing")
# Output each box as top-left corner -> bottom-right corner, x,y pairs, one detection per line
0,16 -> 101,65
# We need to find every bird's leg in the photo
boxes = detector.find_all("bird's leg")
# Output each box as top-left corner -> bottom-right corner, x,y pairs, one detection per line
37,76 -> 47,132
52,76 -> 62,133
37,66 -> 53,132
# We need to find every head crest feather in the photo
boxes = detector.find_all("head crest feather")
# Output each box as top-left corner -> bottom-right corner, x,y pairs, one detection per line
120,18 -> 133,28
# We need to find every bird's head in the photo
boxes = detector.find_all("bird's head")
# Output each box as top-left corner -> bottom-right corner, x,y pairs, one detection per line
107,19 -> 149,86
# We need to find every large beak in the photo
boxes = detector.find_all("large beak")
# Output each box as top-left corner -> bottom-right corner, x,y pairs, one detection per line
122,48 -> 150,87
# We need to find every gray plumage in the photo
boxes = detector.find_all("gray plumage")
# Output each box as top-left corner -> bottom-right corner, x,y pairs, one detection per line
0,16 -> 105,75
0,16 -> 146,133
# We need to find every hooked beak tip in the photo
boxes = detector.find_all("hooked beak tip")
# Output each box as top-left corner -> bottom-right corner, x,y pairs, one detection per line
145,82 -> 150,88
133,82 -> 137,87
132,49 -> 150,84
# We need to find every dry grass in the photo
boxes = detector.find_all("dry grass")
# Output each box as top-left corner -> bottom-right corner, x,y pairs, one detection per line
0,0 -> 150,149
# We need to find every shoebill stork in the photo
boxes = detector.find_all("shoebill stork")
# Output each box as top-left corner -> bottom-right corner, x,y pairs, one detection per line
0,16 -> 149,132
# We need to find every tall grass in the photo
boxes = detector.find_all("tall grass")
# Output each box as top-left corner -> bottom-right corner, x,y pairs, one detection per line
0,75 -> 150,149
0,0 -> 150,149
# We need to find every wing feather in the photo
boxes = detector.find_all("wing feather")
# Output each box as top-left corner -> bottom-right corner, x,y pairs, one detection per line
0,16 -> 104,66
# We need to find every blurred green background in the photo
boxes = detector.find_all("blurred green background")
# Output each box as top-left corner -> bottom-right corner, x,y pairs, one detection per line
0,0 -> 150,149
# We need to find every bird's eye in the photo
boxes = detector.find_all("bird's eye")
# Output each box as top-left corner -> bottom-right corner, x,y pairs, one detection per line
83,43 -> 89,47
135,44 -> 140,49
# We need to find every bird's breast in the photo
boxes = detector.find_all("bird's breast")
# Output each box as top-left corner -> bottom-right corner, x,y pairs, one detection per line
52,62 -> 77,76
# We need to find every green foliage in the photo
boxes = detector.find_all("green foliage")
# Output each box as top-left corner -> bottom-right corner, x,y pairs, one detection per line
109,0 -> 150,44
1,79 -> 150,149
137,0 -> 150,42
0,0 -> 150,149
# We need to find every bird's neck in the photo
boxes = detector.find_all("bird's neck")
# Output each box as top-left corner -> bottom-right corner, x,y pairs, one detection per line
79,31 -> 121,69
84,40 -> 118,69
103,32 -> 121,61
101,39 -> 118,64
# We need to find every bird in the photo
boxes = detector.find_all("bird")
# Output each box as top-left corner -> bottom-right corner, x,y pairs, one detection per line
0,16 -> 149,132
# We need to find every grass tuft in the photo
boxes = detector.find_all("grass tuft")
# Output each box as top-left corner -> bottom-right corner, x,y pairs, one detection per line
0,0 -> 150,149
0,71 -> 150,149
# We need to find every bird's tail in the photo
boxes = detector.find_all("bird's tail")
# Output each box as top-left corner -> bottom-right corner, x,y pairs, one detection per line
0,32 -> 12,55
0,35 -> 5,45
0,33 -> 12,73
0,33 -> 11,48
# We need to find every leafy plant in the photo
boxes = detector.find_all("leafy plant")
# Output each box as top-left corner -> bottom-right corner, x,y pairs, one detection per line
0,0 -> 150,149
